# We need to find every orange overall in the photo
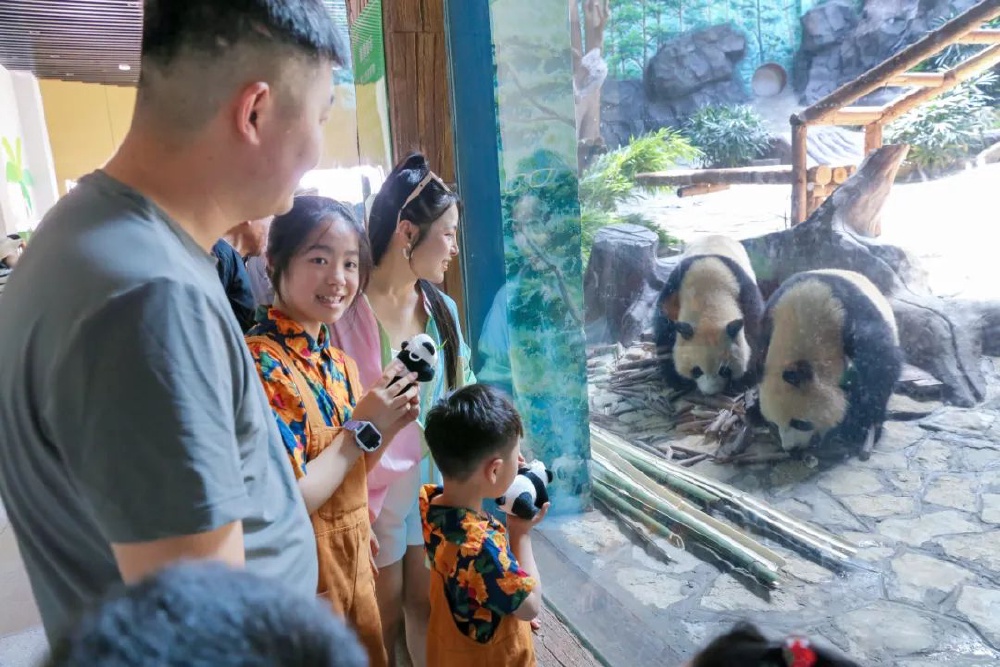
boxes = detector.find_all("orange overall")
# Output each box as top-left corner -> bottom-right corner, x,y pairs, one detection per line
247,336 -> 387,667
427,570 -> 536,667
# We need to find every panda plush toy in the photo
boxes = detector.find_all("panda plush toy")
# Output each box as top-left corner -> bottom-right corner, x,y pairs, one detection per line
496,459 -> 553,521
392,333 -> 438,395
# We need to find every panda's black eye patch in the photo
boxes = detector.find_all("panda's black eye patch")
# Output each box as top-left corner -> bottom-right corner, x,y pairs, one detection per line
718,365 -> 732,378
789,419 -> 814,432
691,366 -> 703,378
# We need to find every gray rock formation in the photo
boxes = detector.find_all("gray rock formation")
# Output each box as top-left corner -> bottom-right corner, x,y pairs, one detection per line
601,24 -> 751,147
796,0 -> 982,105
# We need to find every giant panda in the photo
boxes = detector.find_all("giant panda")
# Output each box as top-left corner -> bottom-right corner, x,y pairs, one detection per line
653,235 -> 764,395
757,269 -> 903,457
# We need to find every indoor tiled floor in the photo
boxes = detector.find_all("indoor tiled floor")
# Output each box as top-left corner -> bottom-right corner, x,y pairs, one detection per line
0,501 -> 48,667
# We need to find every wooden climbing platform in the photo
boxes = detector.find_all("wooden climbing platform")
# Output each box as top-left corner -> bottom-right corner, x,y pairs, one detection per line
636,1 -> 1000,227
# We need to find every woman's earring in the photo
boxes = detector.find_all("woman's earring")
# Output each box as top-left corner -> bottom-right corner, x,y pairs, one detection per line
403,245 -> 412,260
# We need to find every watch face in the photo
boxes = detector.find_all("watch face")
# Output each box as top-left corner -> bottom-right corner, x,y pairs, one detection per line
346,420 -> 382,452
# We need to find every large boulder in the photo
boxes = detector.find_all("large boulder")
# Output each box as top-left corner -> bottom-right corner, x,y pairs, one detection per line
644,24 -> 747,100
795,0 -> 982,105
640,24 -> 749,134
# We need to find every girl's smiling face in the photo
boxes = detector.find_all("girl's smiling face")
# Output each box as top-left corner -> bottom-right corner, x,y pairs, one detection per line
276,215 -> 360,336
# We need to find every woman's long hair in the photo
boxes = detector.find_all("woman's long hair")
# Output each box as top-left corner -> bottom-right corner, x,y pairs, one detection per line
368,153 -> 461,388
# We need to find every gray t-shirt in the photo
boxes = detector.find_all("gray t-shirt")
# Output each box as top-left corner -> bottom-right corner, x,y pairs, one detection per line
0,171 -> 318,641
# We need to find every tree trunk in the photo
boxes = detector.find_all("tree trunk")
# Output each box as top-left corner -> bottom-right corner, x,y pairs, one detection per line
574,0 -> 610,169
584,225 -> 672,345
830,143 -> 908,237
741,145 -> 988,407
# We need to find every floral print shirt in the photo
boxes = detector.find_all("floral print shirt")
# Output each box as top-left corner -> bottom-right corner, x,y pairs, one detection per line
247,308 -> 357,477
419,484 -> 536,643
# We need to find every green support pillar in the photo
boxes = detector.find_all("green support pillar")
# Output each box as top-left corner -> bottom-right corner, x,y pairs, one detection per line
447,0 -> 592,512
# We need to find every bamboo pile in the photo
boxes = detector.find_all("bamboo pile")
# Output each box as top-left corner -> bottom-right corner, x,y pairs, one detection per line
591,424 -> 858,587
587,342 -> 775,466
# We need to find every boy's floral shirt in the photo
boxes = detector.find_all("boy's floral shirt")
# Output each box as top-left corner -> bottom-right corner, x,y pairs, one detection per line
419,484 -> 536,643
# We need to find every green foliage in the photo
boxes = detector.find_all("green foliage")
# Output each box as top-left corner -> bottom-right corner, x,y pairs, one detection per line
579,128 -> 700,209
885,73 -> 996,172
683,104 -> 771,168
577,129 -> 697,261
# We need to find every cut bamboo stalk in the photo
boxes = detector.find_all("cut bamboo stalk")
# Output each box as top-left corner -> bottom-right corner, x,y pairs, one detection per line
592,458 -> 784,585
592,425 -> 857,560
594,484 -> 683,552
881,44 -> 1000,126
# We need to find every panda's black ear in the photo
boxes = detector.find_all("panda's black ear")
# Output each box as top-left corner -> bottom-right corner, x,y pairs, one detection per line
782,360 -> 814,387
725,319 -> 744,339
401,340 -> 410,350
675,322 -> 695,340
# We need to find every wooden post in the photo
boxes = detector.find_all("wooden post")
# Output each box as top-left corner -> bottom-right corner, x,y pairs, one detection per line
864,122 -> 883,155
791,121 -> 809,226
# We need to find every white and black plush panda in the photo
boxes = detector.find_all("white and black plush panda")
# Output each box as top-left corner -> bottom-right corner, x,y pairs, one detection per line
653,235 -> 765,395
496,459 -> 552,521
391,333 -> 438,395
755,269 -> 903,458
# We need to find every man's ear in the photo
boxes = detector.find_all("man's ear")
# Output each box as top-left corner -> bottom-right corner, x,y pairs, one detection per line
485,457 -> 503,485
234,81 -> 271,146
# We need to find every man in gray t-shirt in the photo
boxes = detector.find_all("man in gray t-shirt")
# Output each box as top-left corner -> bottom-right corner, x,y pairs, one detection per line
0,0 -> 345,642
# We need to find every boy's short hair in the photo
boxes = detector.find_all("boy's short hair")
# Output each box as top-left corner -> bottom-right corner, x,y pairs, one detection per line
46,561 -> 367,667
425,384 -> 524,481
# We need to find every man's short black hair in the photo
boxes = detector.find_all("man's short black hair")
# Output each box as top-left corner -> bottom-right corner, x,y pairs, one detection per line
45,561 -> 367,667
425,384 -> 524,481
141,0 -> 346,71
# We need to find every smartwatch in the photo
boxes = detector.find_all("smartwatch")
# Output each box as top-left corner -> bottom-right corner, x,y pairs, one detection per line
343,420 -> 383,453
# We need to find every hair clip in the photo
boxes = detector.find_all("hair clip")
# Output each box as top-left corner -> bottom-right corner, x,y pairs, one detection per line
783,637 -> 817,667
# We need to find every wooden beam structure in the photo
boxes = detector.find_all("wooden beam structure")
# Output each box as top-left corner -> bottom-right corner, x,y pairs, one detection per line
880,44 -> 1000,125
788,0 -> 1000,225
793,1 -> 1000,126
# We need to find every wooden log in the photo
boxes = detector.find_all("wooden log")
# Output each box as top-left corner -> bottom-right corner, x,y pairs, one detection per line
831,166 -> 850,184
956,28 -> 1000,45
808,183 -> 833,198
791,122 -> 809,225
807,165 -> 832,185
636,165 -> 793,187
820,107 -> 884,126
864,122 -> 883,156
794,2 -> 1000,125
890,72 -> 946,88
880,44 -> 1000,126
677,183 -> 731,198
741,144 -> 987,408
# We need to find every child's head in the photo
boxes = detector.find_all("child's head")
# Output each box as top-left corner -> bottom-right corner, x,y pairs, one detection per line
267,195 -> 372,330
46,561 -> 367,667
425,384 -> 523,497
689,622 -> 860,667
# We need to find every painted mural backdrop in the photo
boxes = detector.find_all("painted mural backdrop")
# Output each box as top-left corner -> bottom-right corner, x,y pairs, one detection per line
485,0 -> 593,511
604,0 -> 824,82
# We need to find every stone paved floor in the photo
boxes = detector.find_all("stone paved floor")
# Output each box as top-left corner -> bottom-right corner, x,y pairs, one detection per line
559,355 -> 1000,666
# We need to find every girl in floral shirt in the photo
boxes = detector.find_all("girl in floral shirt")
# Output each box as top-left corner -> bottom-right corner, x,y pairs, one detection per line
246,197 -> 420,667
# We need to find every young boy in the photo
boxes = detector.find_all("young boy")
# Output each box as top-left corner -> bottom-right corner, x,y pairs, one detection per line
420,384 -> 549,666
